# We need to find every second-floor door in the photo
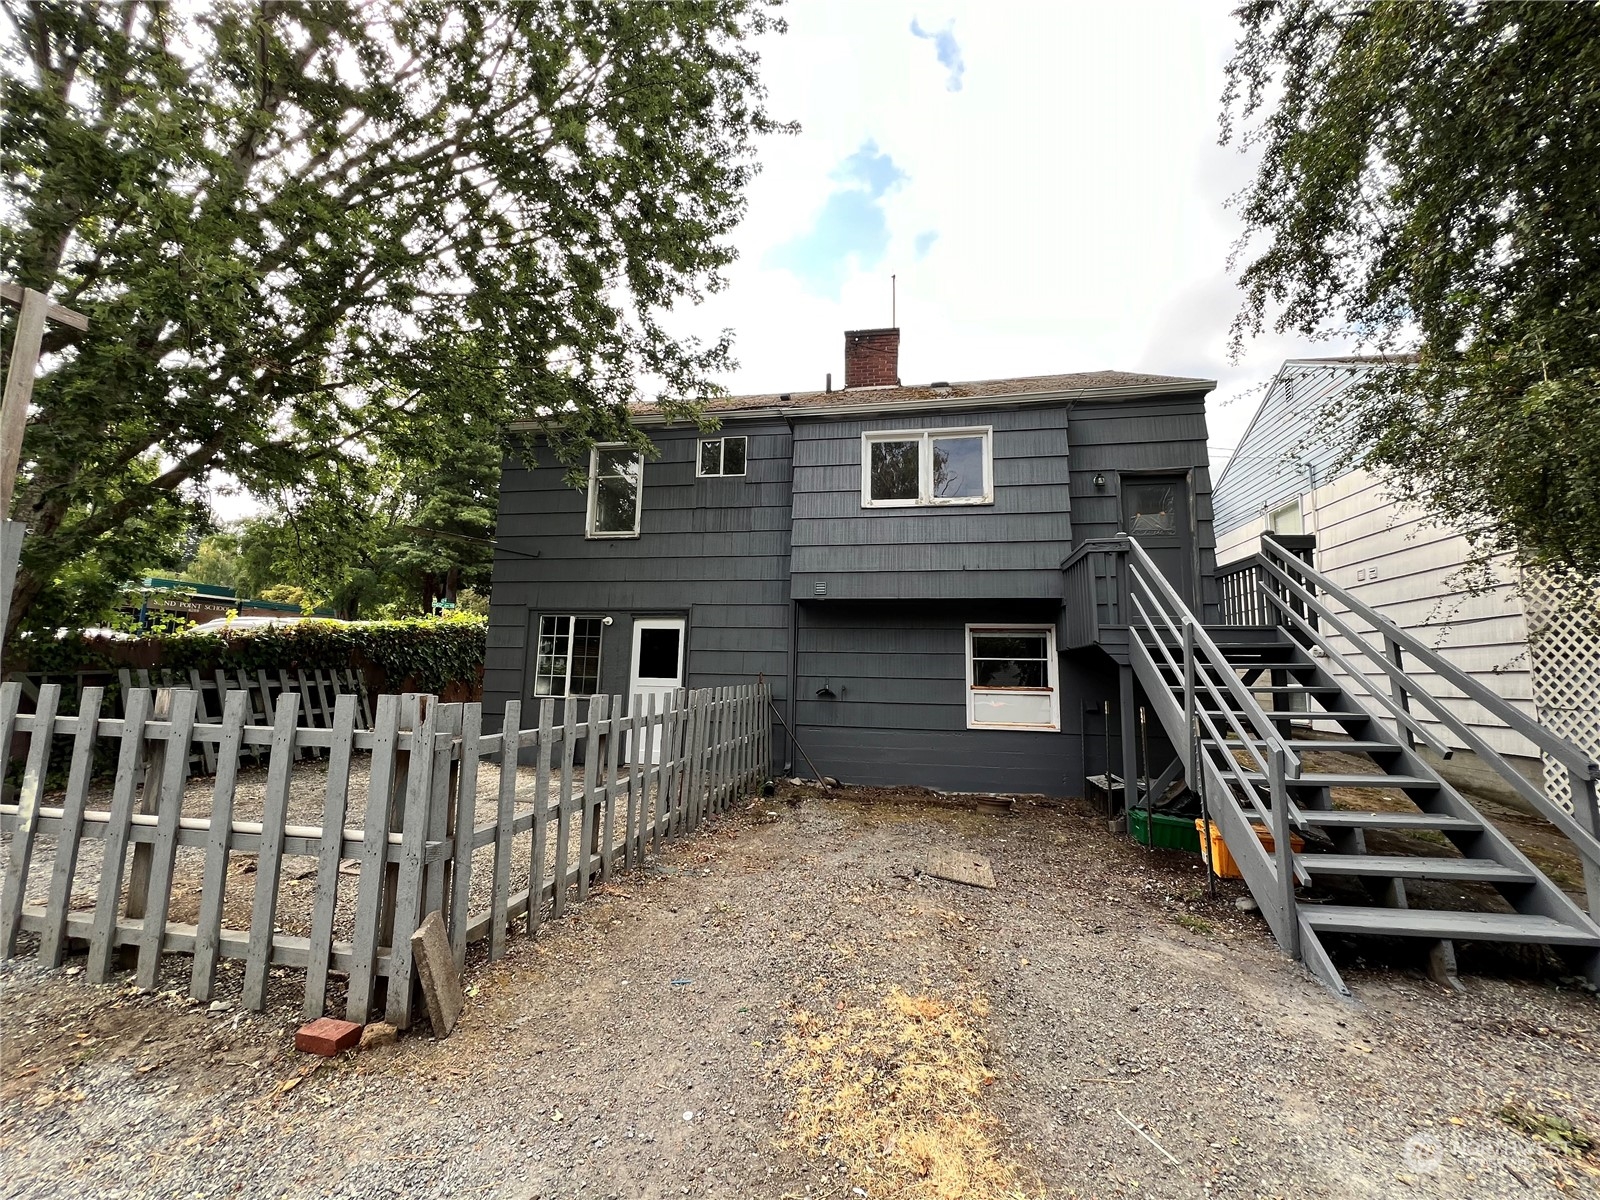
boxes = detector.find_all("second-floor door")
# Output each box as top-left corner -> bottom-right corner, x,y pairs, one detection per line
1121,473 -> 1195,612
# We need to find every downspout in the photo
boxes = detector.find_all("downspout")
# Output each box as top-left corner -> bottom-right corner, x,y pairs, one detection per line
783,412 -> 799,775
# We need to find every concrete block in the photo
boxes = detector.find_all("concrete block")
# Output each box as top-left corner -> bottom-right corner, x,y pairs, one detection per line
410,911 -> 464,1038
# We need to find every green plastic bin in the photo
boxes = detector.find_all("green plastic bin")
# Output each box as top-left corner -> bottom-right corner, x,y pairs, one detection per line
1129,808 -> 1203,853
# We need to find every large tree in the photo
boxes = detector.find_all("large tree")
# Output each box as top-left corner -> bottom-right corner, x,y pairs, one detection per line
1223,1 -> 1600,586
1,0 -> 787,648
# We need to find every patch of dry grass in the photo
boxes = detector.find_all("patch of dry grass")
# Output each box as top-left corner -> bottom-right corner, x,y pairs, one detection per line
771,987 -> 1034,1200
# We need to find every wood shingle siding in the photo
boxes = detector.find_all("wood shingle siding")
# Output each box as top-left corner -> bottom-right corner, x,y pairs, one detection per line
790,407 -> 1072,602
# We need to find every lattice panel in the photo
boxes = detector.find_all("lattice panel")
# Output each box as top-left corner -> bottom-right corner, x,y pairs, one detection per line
1522,570 -> 1600,815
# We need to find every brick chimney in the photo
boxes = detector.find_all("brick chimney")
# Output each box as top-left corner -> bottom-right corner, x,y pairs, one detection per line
844,327 -> 900,389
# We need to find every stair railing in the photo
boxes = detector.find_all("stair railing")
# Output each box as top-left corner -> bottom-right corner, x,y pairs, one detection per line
1119,535 -> 1303,953
1256,534 -> 1600,919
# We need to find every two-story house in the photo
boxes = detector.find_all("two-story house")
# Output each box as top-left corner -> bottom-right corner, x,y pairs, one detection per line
483,327 -> 1219,797
483,328 -> 1600,994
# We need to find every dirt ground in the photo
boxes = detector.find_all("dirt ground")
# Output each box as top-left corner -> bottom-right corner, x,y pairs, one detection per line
3,783 -> 1598,1200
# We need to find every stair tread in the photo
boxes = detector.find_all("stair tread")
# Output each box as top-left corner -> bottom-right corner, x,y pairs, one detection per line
1302,905 -> 1600,945
1299,810 -> 1482,831
1227,739 -> 1395,751
1237,771 -> 1439,789
1301,854 -> 1532,882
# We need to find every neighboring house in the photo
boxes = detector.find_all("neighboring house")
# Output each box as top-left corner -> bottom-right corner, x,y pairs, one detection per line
483,327 -> 1220,796
1211,357 -> 1599,807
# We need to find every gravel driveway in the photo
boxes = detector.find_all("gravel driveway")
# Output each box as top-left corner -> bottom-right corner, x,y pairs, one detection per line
3,784 -> 1597,1199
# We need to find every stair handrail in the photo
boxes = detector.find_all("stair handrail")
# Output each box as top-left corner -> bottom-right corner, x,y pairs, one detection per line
1257,535 -> 1600,911
1120,535 -> 1303,950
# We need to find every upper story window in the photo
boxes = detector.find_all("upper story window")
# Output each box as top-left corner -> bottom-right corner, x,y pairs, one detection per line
1268,498 -> 1303,535
586,445 -> 643,538
697,436 -> 747,478
862,428 -> 992,507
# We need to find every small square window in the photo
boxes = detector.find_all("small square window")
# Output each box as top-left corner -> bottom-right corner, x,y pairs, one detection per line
863,428 -> 992,507
965,624 -> 1058,731
697,435 -> 747,477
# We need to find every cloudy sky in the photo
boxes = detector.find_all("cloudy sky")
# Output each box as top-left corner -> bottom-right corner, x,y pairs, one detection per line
664,0 -> 1354,468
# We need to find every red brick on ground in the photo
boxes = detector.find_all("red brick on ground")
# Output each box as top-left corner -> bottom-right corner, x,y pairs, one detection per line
295,1018 -> 362,1056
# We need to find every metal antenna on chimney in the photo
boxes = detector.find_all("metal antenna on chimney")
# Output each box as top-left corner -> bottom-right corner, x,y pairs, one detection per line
891,274 -> 896,328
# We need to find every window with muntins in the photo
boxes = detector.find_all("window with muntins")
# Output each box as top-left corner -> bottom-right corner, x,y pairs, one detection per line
697,436 -> 747,477
965,624 -> 1059,730
587,445 -> 643,537
862,428 -> 992,507
534,615 -> 603,697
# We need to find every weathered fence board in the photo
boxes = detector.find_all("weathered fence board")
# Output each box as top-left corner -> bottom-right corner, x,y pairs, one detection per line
1,681 -> 771,1028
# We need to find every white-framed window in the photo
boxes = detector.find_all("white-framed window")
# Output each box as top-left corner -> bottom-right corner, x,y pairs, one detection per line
861,427 -> 993,507
1268,498 -> 1303,535
964,624 -> 1059,731
697,435 -> 747,477
586,444 -> 644,538
534,615 -> 603,697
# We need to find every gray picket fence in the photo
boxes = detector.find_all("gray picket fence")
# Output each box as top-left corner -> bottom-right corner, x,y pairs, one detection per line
0,681 -> 771,1029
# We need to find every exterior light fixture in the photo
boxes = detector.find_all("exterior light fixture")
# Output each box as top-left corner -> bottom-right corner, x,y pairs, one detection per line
1093,473 -> 1107,489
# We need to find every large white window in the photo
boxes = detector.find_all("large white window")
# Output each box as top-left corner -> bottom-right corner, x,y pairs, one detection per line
586,445 -> 644,537
535,615 -> 603,697
862,428 -> 992,507
697,436 -> 747,477
965,624 -> 1059,731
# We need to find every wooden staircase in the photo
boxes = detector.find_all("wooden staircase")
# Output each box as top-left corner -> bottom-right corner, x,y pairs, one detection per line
1143,632 -> 1600,994
1060,530 -> 1600,996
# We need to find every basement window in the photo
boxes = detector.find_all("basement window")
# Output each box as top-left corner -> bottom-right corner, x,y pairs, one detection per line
534,615 -> 603,697
586,445 -> 644,537
965,624 -> 1059,731
697,435 -> 747,477
862,428 -> 992,507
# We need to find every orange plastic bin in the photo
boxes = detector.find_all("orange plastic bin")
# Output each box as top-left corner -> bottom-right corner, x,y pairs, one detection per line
1195,819 -> 1305,879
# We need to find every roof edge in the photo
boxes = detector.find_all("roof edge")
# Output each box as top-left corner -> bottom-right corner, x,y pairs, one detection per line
510,377 -> 1216,433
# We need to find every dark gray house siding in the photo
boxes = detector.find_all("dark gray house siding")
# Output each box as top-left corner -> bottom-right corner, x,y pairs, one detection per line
790,406 -> 1071,602
483,419 -> 793,755
1066,394 -> 1221,622
483,368 -> 1220,797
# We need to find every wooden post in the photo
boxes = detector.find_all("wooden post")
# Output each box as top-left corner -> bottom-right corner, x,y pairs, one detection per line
578,694 -> 605,901
1118,665 -> 1137,816
490,701 -> 522,960
346,694 -> 401,1023
528,698 -> 554,935
190,691 -> 250,1002
602,694 -> 623,879
133,688 -> 199,991
124,688 -> 178,925
447,702 -> 483,968
303,694 -> 358,1018
552,696 -> 577,917
1571,767 -> 1600,924
385,694 -> 439,1029
242,693 -> 301,1010
0,683 -> 59,957
39,686 -> 104,967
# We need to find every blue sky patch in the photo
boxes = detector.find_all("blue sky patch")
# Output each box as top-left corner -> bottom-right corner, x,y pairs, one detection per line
914,230 -> 938,259
768,141 -> 909,296
910,18 -> 965,92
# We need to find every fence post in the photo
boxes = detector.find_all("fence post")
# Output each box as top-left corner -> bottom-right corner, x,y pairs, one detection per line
552,696 -> 578,918
86,689 -> 152,985
303,693 -> 358,1018
602,693 -> 623,880
134,688 -> 199,992
448,702 -> 484,970
0,683 -> 59,958
242,692 -> 301,1010
346,693 -> 401,1024
578,694 -> 605,902
124,688 -> 178,927
626,697 -> 645,869
39,686 -> 104,969
385,694 -> 439,1029
528,698 -> 554,935
1270,743 -> 1300,960
423,703 -> 463,917
488,700 -> 521,962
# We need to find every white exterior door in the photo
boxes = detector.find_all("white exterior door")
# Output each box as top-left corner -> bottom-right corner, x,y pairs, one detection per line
628,617 -> 685,763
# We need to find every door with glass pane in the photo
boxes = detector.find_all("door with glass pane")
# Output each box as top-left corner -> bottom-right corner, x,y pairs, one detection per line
1120,474 -> 1195,610
628,617 -> 685,763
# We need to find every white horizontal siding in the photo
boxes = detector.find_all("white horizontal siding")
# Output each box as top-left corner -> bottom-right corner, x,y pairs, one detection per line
1218,468 -> 1537,759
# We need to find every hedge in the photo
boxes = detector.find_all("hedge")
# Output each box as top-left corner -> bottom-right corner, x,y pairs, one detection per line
12,613 -> 487,700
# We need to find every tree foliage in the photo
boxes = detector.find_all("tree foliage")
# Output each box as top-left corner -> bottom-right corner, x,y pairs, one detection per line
1,0 -> 789,649
1223,1 -> 1600,585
